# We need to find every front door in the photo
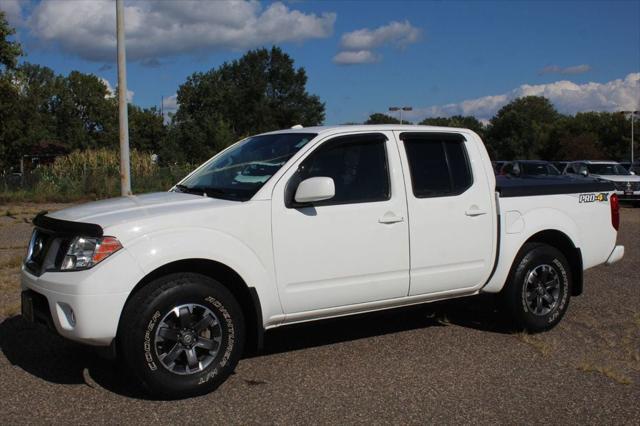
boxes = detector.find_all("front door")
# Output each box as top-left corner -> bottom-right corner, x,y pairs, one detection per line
271,132 -> 410,314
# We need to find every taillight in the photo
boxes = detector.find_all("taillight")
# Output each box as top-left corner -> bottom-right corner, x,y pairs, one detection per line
610,193 -> 619,231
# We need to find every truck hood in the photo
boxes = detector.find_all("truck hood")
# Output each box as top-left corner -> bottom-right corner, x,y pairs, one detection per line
591,174 -> 640,182
47,192 -> 238,230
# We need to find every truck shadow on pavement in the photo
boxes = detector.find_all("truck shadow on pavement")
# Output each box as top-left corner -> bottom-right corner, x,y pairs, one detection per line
0,294 -> 512,399
259,294 -> 512,356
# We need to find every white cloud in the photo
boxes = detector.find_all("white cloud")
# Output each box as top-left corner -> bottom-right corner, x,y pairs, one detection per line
332,50 -> 380,65
539,64 -> 591,75
99,77 -> 134,102
162,94 -> 178,111
26,0 -> 336,63
340,20 -> 421,50
0,0 -> 23,25
335,20 -> 420,66
408,73 -> 640,121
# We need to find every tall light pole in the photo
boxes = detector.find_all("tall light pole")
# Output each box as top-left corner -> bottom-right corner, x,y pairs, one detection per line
401,106 -> 413,124
116,0 -> 132,196
622,110 -> 638,165
388,106 -> 413,124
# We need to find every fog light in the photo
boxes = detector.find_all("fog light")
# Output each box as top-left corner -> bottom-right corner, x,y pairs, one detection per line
57,303 -> 76,328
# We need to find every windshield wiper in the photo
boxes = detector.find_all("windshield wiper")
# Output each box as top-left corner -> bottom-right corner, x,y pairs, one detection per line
174,184 -> 205,195
174,184 -> 236,199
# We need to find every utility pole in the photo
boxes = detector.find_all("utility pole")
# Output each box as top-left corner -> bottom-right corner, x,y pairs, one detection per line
116,0 -> 132,196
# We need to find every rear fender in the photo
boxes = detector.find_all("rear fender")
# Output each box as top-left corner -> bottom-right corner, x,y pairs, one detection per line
482,208 -> 580,293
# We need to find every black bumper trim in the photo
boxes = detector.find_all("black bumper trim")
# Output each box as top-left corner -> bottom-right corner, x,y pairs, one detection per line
21,289 -> 56,332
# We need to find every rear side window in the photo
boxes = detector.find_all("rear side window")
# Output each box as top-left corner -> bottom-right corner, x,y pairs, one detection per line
401,133 -> 473,198
289,133 -> 390,206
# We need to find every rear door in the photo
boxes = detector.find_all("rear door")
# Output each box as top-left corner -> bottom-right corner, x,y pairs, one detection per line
396,131 -> 495,295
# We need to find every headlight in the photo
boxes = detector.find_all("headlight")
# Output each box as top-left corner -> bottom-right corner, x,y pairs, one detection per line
61,236 -> 123,271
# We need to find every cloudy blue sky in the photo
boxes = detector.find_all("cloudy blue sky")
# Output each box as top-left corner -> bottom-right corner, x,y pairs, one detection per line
2,0 -> 639,124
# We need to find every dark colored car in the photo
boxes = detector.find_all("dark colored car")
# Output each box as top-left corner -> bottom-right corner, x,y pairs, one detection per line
491,161 -> 506,175
552,161 -> 568,173
500,160 -> 562,177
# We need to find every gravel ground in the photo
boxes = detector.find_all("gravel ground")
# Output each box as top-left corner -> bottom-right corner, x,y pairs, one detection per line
0,203 -> 638,424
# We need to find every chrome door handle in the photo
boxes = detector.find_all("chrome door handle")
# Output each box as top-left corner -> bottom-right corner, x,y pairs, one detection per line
379,213 -> 404,224
465,207 -> 487,217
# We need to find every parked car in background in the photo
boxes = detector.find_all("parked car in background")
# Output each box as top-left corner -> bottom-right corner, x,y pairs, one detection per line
500,160 -> 562,177
620,161 -> 640,175
552,161 -> 568,173
491,161 -> 506,175
564,160 -> 640,204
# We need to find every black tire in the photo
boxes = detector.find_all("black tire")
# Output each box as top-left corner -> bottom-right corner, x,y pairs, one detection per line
118,273 -> 245,399
502,243 -> 571,333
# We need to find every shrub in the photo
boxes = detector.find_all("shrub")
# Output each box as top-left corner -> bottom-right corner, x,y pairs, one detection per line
0,149 -> 194,202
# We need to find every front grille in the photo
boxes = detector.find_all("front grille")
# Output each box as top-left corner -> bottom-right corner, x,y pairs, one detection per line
25,229 -> 71,276
613,181 -> 640,191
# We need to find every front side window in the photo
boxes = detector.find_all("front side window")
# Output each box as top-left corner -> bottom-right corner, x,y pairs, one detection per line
290,133 -> 390,206
401,133 -> 473,198
177,133 -> 316,201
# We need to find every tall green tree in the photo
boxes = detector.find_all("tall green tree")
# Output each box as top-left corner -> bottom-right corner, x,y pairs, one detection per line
128,105 -> 166,153
420,115 -> 485,136
486,96 -> 561,160
0,11 -> 23,169
365,113 -> 401,124
170,46 -> 325,162
0,11 -> 21,73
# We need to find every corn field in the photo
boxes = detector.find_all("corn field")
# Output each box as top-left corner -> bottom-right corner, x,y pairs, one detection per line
0,149 -> 194,202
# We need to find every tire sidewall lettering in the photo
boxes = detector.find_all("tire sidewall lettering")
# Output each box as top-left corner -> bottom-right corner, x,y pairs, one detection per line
548,258 -> 569,324
144,310 -> 161,371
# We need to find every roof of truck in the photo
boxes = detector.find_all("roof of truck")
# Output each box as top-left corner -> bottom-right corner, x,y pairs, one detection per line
261,124 -> 474,136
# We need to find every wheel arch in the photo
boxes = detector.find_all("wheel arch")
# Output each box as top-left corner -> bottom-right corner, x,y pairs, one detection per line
522,230 -> 583,296
118,258 -> 264,355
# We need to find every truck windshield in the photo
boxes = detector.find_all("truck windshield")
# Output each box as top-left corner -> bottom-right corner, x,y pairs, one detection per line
587,164 -> 630,176
176,133 -> 317,201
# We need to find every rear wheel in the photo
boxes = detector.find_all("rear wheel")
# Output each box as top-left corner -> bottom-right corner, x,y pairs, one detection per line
502,243 -> 571,332
119,273 -> 245,399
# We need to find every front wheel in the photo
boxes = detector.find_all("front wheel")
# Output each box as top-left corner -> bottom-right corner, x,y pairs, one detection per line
119,273 -> 245,399
502,243 -> 571,333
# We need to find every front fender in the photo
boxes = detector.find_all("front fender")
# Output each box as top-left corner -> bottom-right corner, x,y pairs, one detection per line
124,227 -> 283,324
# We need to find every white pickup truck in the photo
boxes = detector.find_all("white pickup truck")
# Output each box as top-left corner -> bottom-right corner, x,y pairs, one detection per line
21,125 -> 624,398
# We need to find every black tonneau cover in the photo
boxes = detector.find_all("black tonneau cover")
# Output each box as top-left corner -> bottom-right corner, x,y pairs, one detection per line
496,176 -> 614,197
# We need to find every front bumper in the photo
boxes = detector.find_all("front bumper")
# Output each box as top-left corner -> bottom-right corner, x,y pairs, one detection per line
20,249 -> 143,346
